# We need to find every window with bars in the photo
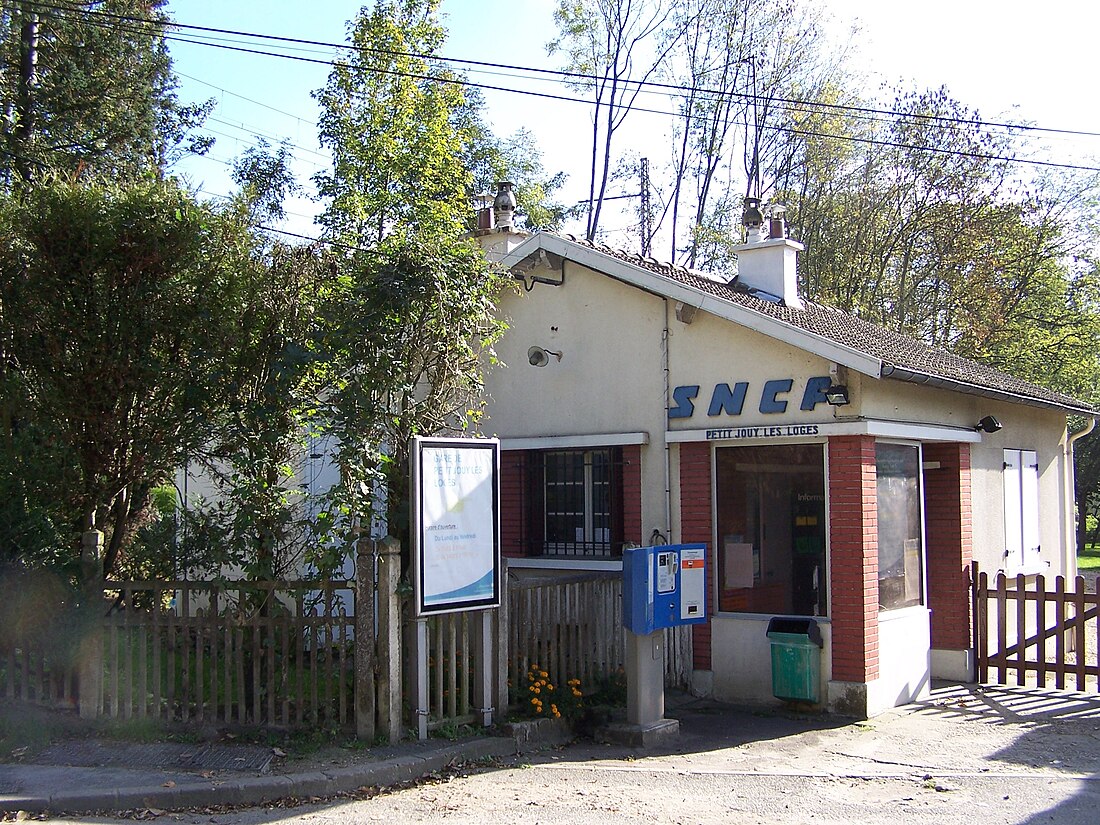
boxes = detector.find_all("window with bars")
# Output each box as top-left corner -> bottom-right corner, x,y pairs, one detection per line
523,447 -> 623,558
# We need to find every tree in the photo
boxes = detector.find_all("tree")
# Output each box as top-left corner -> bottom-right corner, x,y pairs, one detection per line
320,231 -> 509,555
314,0 -> 470,244
658,0 -> 848,270
0,177 -> 253,583
0,0 -> 211,183
782,87 -> 1100,361
311,1 -> 514,559
549,0 -> 683,241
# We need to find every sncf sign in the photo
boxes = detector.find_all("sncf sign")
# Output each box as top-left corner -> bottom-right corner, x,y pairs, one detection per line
669,376 -> 833,420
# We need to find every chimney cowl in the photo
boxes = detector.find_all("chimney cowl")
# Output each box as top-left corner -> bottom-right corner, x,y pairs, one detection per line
493,181 -> 517,230
742,196 -> 766,244
767,203 -> 787,240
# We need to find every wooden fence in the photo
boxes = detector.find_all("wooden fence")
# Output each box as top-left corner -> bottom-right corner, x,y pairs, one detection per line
418,609 -> 475,731
0,611 -> 81,709
0,536 -> 406,739
98,579 -> 357,728
507,571 -> 624,697
3,548 -> 698,737
972,562 -> 1100,692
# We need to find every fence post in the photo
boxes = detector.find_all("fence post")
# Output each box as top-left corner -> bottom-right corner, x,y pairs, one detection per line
496,563 -> 510,721
354,537 -> 377,742
471,610 -> 494,728
376,536 -> 403,744
78,529 -> 104,720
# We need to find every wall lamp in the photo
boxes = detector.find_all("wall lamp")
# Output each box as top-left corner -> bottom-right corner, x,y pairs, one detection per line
527,346 -> 563,367
824,385 -> 850,406
975,415 -> 1003,434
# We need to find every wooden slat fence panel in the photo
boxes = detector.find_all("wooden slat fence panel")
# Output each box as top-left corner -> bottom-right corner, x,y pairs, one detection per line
98,580 -> 356,730
972,562 -> 1100,692
508,572 -> 625,704
0,623 -> 77,709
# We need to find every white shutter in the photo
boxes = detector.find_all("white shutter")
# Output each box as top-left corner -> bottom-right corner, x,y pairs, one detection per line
1003,449 -> 1023,570
1020,450 -> 1040,566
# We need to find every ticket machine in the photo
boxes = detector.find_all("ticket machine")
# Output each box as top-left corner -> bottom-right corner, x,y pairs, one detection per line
623,543 -> 707,634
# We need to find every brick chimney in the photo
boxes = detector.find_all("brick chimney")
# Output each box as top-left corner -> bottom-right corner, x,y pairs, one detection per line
732,198 -> 803,309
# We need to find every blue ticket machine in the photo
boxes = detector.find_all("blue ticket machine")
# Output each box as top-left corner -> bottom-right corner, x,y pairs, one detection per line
623,543 -> 707,634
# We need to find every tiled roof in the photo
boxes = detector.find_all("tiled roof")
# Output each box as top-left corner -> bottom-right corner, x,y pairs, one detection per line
555,234 -> 1095,415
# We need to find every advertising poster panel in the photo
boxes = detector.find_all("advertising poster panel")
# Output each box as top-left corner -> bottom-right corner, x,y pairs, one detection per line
411,436 -> 500,616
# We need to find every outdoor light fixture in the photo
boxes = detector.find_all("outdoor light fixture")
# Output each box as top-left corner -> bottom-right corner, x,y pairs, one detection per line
975,415 -> 1003,434
527,346 -> 563,367
824,384 -> 850,406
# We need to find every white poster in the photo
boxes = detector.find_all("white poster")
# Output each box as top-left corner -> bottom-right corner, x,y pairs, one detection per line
413,437 -> 500,615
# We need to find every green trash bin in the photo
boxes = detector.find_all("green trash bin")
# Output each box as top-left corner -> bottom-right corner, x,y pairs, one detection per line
766,617 -> 823,703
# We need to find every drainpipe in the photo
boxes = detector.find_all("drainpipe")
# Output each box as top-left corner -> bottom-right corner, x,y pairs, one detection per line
1065,416 -> 1097,577
664,297 -> 673,543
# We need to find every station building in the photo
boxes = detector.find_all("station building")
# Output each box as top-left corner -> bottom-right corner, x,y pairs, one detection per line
475,192 -> 1095,717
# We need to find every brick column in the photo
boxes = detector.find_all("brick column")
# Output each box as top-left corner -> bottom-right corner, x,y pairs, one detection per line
680,442 -> 713,670
923,442 -> 973,656
828,436 -> 879,689
500,450 -> 526,559
622,444 -> 643,546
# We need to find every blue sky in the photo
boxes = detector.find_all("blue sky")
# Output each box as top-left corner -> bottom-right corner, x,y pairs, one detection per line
165,0 -> 1100,245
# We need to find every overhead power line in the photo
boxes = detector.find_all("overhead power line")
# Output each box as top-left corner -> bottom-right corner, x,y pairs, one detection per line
164,33 -> 1100,175
13,0 -> 1100,175
28,0 -> 1098,142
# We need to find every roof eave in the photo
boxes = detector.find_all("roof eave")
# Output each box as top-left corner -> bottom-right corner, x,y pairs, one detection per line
881,365 -> 1097,417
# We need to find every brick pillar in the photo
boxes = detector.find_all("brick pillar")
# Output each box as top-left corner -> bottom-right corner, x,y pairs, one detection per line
680,442 -> 713,670
500,450 -> 526,559
827,436 -> 879,690
622,444 -> 643,546
923,442 -> 973,655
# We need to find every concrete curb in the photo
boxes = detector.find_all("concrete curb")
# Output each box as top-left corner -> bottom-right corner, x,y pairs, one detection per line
0,733 -> 552,815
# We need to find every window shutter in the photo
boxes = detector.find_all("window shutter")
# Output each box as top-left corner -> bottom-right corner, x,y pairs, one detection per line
1003,449 -> 1040,571
1021,450 -> 1040,565
1003,449 -> 1023,569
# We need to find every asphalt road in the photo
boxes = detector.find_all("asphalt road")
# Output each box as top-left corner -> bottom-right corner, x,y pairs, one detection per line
20,682 -> 1100,825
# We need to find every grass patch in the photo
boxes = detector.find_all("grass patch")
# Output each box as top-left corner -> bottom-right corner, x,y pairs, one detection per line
1078,545 -> 1100,571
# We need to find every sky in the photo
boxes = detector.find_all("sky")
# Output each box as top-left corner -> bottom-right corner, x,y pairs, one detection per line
165,0 -> 1100,247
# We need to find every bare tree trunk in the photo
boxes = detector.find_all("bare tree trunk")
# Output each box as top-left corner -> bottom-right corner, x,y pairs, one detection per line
14,3 -> 39,181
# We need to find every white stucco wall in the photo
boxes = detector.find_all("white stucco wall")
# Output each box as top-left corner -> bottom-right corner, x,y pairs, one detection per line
710,615 -> 833,705
871,607 -> 932,711
482,260 -> 671,540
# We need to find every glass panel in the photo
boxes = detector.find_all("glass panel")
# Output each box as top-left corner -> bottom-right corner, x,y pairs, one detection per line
715,444 -> 827,616
876,442 -> 923,610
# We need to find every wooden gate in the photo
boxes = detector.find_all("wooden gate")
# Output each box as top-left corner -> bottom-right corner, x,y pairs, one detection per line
972,562 -> 1100,691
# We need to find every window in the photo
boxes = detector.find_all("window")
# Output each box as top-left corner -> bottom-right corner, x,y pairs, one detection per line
876,442 -> 923,610
1003,449 -> 1040,572
525,448 -> 623,558
715,444 -> 827,616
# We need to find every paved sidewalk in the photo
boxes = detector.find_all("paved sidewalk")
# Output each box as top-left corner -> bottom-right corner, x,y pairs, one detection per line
0,732 -> 532,815
3,681 -> 1100,816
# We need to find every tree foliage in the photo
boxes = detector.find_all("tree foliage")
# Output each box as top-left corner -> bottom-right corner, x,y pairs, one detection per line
549,0 -> 682,240
0,0 -> 211,182
0,177 -> 253,581
314,0 -> 470,244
